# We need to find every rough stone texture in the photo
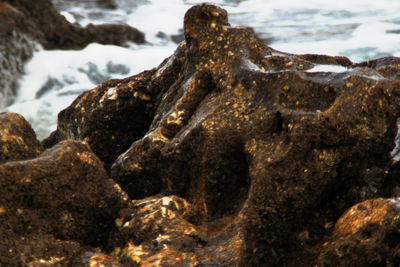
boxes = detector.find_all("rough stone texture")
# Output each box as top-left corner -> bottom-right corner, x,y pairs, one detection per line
109,195 -> 244,266
42,72 -> 157,171
0,112 -> 41,164
10,3 -> 400,266
0,140 -> 130,266
42,41 -> 187,171
317,198 -> 400,266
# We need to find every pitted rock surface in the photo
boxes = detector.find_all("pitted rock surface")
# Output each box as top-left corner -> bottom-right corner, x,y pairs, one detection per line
317,198 -> 400,266
21,3 -> 400,266
0,140 -> 130,266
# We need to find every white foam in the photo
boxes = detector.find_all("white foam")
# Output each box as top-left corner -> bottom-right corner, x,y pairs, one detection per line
6,42 -> 176,140
391,118 -> 400,161
307,64 -> 348,73
3,0 -> 400,141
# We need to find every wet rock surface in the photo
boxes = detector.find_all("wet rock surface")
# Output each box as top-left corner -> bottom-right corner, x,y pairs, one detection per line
4,3 -> 400,266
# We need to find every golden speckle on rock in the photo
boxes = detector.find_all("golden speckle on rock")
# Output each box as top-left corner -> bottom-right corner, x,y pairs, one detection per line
20,177 -> 31,183
211,11 -> 220,17
77,151 -> 94,165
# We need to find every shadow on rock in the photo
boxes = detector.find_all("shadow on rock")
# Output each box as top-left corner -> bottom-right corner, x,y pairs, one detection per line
10,3 -> 400,266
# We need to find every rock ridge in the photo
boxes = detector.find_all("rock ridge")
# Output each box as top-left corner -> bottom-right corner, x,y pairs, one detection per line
3,3 -> 400,266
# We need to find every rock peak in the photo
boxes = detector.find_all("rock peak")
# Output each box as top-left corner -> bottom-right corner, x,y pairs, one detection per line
184,3 -> 229,42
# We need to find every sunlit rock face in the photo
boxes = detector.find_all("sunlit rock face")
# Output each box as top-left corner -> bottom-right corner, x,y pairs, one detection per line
0,112 -> 42,163
317,198 -> 400,266
6,3 -> 400,266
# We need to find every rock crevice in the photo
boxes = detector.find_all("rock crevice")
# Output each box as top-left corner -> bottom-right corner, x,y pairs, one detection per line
3,3 -> 400,266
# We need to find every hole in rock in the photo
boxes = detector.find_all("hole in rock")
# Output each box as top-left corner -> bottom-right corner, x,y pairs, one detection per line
201,141 -> 250,231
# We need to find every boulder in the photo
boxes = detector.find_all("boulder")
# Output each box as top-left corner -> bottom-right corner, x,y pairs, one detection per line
24,3 -> 400,265
0,140 -> 130,265
317,198 -> 400,266
5,0 -> 145,50
0,112 -> 41,164
42,71 -> 157,171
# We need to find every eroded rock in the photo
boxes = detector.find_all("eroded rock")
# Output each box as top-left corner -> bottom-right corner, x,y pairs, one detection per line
42,71 -> 157,171
34,3 -> 400,265
317,198 -> 400,266
0,140 -> 129,266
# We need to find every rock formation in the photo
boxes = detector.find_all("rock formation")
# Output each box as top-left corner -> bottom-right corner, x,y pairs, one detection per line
317,198 -> 400,266
3,3 -> 400,266
0,112 -> 42,163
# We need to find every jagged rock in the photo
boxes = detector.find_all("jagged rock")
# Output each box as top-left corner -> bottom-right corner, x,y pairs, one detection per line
42,3 -> 400,265
0,140 -> 130,266
42,39 -> 187,171
0,112 -> 41,164
42,71 -> 157,171
109,195 -> 244,266
317,198 -> 400,266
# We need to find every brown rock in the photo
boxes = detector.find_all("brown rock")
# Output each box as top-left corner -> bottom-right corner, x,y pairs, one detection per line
5,0 -> 145,50
42,71 -> 157,171
317,198 -> 400,266
0,140 -> 130,266
0,112 -> 41,164
110,195 -> 243,266
42,37 -> 187,171
46,3 -> 400,265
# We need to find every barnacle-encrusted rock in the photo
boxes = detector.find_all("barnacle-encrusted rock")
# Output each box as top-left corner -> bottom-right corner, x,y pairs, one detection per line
43,3 -> 400,265
0,140 -> 129,266
317,198 -> 400,266
0,112 -> 41,163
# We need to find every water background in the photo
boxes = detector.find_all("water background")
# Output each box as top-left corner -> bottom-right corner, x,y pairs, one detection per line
3,0 -> 400,139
